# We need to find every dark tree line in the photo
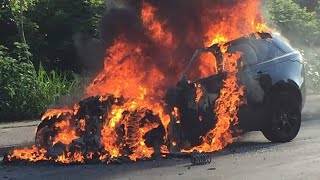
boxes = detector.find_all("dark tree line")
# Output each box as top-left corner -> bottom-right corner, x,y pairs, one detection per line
0,0 -> 105,73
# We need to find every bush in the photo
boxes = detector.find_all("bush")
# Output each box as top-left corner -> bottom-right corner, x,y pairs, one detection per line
300,49 -> 320,93
37,63 -> 81,109
0,44 -> 81,121
0,45 -> 43,120
267,0 -> 320,45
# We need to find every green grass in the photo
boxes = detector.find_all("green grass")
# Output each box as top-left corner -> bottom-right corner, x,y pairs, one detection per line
0,59 -> 82,122
37,63 -> 81,106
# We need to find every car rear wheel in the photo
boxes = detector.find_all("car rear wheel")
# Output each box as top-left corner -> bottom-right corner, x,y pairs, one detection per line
262,91 -> 301,143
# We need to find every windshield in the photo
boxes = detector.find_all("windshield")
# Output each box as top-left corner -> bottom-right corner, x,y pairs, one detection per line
183,49 -> 219,83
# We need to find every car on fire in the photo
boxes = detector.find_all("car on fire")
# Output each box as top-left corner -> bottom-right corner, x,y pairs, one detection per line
165,32 -> 306,149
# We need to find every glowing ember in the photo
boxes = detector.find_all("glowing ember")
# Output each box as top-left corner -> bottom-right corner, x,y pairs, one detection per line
172,107 -> 181,124
195,84 -> 203,103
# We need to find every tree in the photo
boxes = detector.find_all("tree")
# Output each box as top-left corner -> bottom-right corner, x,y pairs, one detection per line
23,0 -> 105,73
267,0 -> 320,45
1,0 -> 105,73
293,0 -> 319,11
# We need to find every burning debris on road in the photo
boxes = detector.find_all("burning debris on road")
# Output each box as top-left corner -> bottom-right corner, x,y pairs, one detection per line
5,94 -> 166,164
3,0 -> 268,164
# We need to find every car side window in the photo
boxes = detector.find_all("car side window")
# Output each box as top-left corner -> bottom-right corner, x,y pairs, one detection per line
228,43 -> 258,66
249,39 -> 285,63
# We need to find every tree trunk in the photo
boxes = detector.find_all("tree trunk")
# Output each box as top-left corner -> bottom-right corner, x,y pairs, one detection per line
19,0 -> 30,62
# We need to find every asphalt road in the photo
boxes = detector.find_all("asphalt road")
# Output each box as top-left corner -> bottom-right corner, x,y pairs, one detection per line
1,95 -> 320,180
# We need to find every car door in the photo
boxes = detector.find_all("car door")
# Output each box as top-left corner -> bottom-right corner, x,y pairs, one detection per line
227,41 -> 272,130
227,42 -> 267,103
246,39 -> 290,95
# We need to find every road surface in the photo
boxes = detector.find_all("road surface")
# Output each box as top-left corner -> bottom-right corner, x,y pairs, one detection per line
1,95 -> 320,180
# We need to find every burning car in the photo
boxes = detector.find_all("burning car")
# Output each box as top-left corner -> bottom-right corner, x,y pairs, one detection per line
4,32 -> 305,164
166,32 -> 306,150
4,0 -> 299,164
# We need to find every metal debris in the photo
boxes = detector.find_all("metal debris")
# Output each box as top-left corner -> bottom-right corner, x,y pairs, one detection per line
190,153 -> 211,165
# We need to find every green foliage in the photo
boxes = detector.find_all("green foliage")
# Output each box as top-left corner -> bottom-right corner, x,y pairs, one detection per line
301,49 -> 320,92
267,0 -> 320,45
1,0 -> 105,73
37,63 -> 81,109
293,0 -> 319,11
22,0 -> 105,72
0,44 -> 81,121
12,42 -> 32,62
0,44 -> 42,120
0,0 -> 101,121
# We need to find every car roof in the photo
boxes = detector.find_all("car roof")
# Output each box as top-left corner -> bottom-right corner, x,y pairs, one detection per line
226,32 -> 273,46
207,32 -> 272,48
207,32 -> 295,54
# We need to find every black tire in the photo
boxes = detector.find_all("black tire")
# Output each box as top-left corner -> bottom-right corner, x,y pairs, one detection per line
35,118 -> 56,150
262,91 -> 301,143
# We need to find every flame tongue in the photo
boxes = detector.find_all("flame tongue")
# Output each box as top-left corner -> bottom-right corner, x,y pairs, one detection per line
6,145 -> 47,162
141,1 -> 175,48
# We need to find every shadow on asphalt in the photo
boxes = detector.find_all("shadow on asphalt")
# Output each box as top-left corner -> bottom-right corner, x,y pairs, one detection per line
222,141 -> 278,155
91,141 -> 279,178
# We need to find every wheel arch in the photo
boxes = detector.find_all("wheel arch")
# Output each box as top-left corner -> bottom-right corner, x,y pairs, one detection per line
270,79 -> 303,110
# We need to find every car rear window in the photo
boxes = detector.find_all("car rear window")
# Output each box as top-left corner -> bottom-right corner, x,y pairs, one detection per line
249,39 -> 285,62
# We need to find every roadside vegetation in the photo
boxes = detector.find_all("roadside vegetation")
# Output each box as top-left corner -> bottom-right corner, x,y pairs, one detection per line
267,0 -> 320,93
1,0 -> 320,121
0,43 -> 81,121
0,0 -> 104,121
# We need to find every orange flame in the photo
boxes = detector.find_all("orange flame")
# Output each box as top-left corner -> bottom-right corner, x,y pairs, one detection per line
199,52 -> 218,78
7,145 -> 47,162
141,1 -> 174,48
203,0 -> 266,47
86,33 -> 171,156
55,151 -> 84,164
41,107 -> 73,121
53,119 -> 78,146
